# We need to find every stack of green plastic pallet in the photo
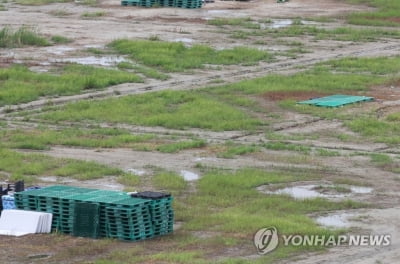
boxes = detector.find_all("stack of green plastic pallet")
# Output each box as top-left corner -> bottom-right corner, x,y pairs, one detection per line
173,0 -> 202,8
120,0 -> 202,8
105,198 -> 154,241
150,197 -> 174,235
14,186 -> 173,241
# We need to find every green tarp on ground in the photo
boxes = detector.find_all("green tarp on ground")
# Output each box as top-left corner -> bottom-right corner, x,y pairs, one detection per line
297,94 -> 374,108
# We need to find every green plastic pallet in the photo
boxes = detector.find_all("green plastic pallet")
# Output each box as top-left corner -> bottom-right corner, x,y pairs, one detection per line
297,94 -> 374,108
73,202 -> 100,238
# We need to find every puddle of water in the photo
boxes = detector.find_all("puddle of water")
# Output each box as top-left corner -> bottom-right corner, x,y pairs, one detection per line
274,185 -> 324,199
174,38 -> 194,44
84,44 -> 104,49
180,170 -> 199,181
266,184 -> 373,200
28,254 -> 51,260
61,56 -> 126,66
316,213 -> 352,228
260,19 -> 314,30
207,10 -> 229,14
350,186 -> 373,194
194,157 -> 216,162
270,19 -> 293,29
47,46 -> 75,55
126,168 -> 146,176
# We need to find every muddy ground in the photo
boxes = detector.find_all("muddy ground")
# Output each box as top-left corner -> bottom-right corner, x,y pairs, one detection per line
1,0 -> 400,263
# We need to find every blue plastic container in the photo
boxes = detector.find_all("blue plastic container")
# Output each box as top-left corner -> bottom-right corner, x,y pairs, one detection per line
2,195 -> 16,210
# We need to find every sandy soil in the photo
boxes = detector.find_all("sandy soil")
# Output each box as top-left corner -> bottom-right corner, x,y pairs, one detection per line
1,0 -> 400,263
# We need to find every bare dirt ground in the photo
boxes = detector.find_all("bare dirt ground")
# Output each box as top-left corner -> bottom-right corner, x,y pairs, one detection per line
1,0 -> 400,263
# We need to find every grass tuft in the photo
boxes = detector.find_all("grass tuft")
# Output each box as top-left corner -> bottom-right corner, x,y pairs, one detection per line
0,26 -> 50,48
81,11 -> 106,18
157,140 -> 206,153
51,35 -> 72,44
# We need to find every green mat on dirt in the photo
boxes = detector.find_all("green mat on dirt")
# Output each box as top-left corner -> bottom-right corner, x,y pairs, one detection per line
297,94 -> 374,108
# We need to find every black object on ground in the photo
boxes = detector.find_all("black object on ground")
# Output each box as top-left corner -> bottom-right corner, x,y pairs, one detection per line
14,181 -> 25,192
131,191 -> 171,200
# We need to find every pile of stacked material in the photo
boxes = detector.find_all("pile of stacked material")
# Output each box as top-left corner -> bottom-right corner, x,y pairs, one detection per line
132,191 -> 174,236
0,210 -> 52,236
121,0 -> 202,9
14,185 -> 173,241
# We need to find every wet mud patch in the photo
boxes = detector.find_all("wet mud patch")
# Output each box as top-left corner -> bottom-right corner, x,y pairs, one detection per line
376,105 -> 400,120
315,212 -> 354,228
367,81 -> 400,101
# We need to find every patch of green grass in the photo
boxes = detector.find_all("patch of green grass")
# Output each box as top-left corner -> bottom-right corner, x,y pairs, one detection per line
0,148 -> 124,182
157,139 -> 206,153
370,153 -> 391,164
109,39 -> 272,72
346,117 -> 400,144
0,128 -> 155,150
0,64 -> 142,106
136,64 -> 170,79
386,112 -> 400,122
347,0 -> 400,27
263,141 -> 311,154
0,26 -> 50,48
39,90 -> 260,131
81,11 -> 106,18
230,30 -> 251,39
0,4 -> 7,10
51,35 -> 72,44
317,56 -> 400,75
117,62 -> 169,80
279,46 -> 310,59
52,160 -> 122,180
117,173 -> 140,187
152,171 -> 187,195
316,149 -> 341,157
217,143 -> 259,158
212,69 -> 381,96
369,153 -> 399,173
